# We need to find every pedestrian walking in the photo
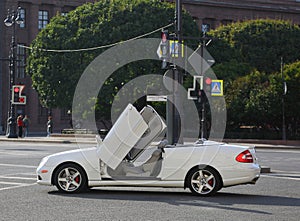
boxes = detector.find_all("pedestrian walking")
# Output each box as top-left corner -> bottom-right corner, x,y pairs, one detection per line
23,115 -> 30,137
47,116 -> 53,137
17,115 -> 24,138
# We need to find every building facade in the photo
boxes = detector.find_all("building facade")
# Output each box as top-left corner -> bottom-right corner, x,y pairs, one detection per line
1,0 -> 300,135
0,0 -> 95,134
176,0 -> 300,30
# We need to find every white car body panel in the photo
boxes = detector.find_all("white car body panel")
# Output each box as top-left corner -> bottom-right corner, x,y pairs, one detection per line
36,103 -> 260,194
159,143 -> 221,180
37,147 -> 101,186
97,104 -> 148,170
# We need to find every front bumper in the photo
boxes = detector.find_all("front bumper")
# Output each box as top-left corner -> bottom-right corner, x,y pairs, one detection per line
36,165 -> 53,186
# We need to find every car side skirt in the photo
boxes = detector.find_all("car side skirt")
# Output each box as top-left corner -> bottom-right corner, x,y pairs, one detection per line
88,180 -> 184,188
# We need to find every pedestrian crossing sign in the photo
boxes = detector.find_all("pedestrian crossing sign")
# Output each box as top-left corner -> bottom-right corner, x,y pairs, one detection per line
169,40 -> 184,58
211,80 -> 223,96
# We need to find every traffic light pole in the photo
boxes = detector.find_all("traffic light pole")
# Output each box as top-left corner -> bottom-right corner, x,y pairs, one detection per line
167,0 -> 183,144
200,34 -> 207,140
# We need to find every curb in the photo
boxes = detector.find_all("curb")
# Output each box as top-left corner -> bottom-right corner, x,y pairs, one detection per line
260,166 -> 271,173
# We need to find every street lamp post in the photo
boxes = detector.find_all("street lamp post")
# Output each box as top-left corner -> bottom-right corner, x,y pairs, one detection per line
4,7 -> 24,138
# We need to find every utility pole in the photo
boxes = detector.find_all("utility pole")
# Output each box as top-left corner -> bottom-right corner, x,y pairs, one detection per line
167,0 -> 183,144
199,24 -> 210,140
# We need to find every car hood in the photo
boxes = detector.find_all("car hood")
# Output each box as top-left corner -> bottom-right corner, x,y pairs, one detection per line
43,147 -> 98,167
96,103 -> 166,170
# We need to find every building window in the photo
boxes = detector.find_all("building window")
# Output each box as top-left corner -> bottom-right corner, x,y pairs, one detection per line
38,10 -> 49,30
61,12 -> 68,16
19,8 -> 25,28
17,44 -> 26,78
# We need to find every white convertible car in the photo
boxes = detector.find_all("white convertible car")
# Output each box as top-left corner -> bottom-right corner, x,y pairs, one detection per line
37,104 -> 260,196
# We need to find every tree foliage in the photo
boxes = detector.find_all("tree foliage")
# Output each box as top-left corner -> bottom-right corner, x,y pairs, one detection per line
283,61 -> 300,123
226,61 -> 300,135
28,3 -> 300,138
207,19 -> 300,137
226,70 -> 280,127
27,0 -> 200,118
208,19 -> 300,78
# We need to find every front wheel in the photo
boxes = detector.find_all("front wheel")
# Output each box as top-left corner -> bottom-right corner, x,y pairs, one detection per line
187,166 -> 221,196
54,163 -> 87,193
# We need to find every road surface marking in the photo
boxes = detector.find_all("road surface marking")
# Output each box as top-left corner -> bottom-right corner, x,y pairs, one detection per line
0,176 -> 36,180
261,174 -> 300,181
1,172 -> 35,176
0,183 -> 36,192
0,163 -> 36,168
0,181 -> 28,185
272,170 -> 300,174
0,150 -> 50,156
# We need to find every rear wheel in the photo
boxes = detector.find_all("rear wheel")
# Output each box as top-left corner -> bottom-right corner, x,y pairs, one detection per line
54,163 -> 87,193
187,166 -> 221,196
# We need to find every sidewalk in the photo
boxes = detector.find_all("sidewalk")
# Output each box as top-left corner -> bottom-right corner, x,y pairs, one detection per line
0,134 -> 97,144
0,134 -> 299,149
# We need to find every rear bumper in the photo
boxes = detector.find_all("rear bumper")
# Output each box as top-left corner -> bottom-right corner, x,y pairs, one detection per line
222,163 -> 260,187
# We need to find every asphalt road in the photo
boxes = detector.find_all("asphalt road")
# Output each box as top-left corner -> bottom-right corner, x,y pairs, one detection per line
0,142 -> 299,221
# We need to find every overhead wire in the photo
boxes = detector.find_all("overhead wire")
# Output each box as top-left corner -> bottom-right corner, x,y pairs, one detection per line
18,23 -> 174,53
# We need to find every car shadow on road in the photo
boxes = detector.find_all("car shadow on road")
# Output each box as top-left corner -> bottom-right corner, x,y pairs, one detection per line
48,188 -> 300,215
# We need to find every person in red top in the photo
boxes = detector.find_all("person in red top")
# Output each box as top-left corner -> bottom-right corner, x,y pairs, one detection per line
17,115 -> 24,138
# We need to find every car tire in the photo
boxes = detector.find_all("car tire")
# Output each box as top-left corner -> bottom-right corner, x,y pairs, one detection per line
187,166 -> 221,196
54,163 -> 87,193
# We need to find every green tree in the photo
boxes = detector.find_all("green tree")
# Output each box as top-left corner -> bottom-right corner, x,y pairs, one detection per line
208,19 -> 300,78
226,70 -> 269,127
283,61 -> 300,137
207,19 -> 300,138
244,73 -> 282,127
226,63 -> 300,136
27,0 -> 200,120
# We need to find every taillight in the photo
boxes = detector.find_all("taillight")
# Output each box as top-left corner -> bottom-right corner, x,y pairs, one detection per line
235,150 -> 254,163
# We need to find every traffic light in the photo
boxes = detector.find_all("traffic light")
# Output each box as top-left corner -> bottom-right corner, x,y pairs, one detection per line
204,77 -> 212,97
12,85 -> 26,105
187,76 -> 203,101
160,29 -> 169,69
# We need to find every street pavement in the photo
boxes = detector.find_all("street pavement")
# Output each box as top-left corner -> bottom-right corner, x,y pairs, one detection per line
0,141 -> 299,220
